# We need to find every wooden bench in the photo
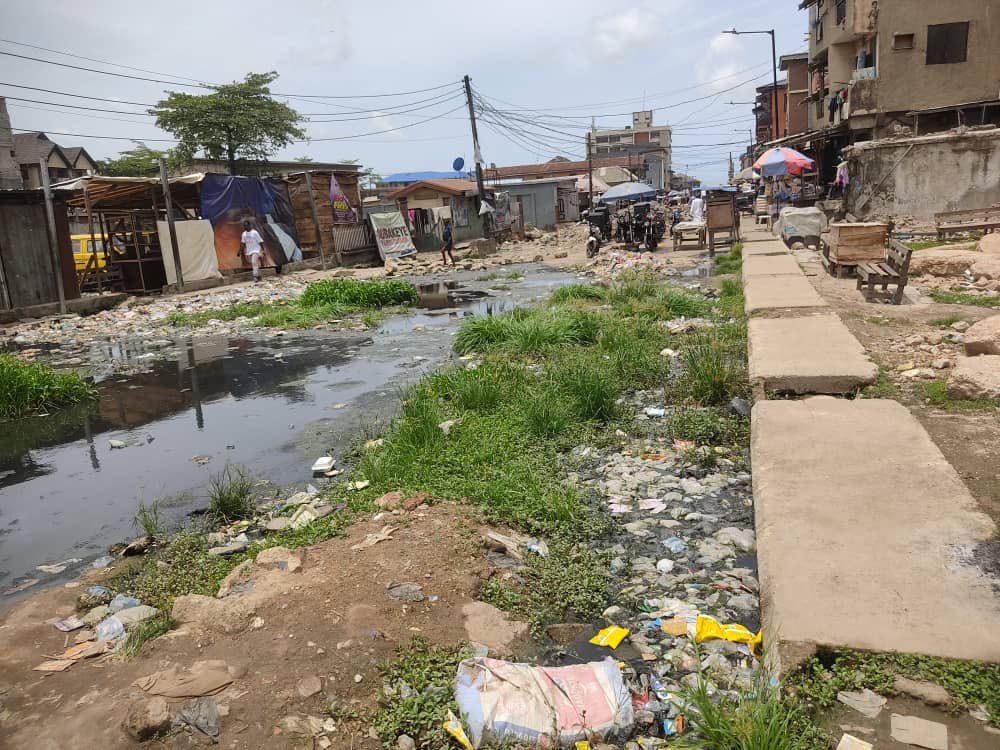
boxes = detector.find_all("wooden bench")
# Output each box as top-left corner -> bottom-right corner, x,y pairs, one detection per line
935,207 -> 1000,239
855,239 -> 913,305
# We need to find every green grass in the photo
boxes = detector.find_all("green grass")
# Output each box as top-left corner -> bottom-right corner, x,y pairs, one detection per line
133,498 -> 163,539
717,278 -> 746,318
207,464 -> 255,522
906,233 -> 981,251
477,270 -> 524,281
713,242 -> 744,275
917,379 -> 1000,411
480,539 -> 611,633
665,406 -> 749,447
372,638 -> 472,748
673,324 -> 749,406
453,307 -> 605,355
787,649 -> 1000,728
860,366 -> 898,399
165,279 -> 418,329
549,283 -> 606,304
0,353 -> 96,419
930,315 -> 968,328
118,615 -> 174,659
931,290 -> 1000,308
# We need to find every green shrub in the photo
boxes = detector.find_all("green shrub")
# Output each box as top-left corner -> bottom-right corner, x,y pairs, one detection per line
713,243 -> 744,275
666,406 -> 749,446
675,326 -> 748,405
207,464 -> 255,521
0,353 -> 96,418
454,314 -> 512,354
549,283 -> 606,304
298,278 -> 417,308
556,361 -> 620,422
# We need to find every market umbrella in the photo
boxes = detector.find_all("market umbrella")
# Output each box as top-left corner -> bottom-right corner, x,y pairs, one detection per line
597,181 -> 657,204
735,166 -> 759,181
753,147 -> 815,177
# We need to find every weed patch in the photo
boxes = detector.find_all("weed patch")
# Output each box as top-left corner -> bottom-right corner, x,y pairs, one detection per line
207,464 -> 255,522
917,379 -> 1000,411
665,406 -> 749,447
372,638 -> 472,748
118,615 -> 174,659
0,353 -> 96,418
673,324 -> 749,406
930,315 -> 968,328
550,283 -> 606,304
713,242 -> 744,275
931,290 -> 1000,308
299,278 -> 417,307
477,270 -> 524,282
860,366 -> 898,399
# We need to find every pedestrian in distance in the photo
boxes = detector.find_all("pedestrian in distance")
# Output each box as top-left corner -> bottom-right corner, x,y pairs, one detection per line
239,220 -> 265,282
441,219 -> 455,266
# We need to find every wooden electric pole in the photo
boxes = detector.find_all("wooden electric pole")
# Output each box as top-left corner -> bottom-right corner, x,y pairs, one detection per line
158,158 -> 184,290
463,74 -> 491,237
587,121 -> 594,212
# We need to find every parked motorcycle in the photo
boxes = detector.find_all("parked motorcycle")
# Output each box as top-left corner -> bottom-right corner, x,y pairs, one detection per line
586,224 -> 602,258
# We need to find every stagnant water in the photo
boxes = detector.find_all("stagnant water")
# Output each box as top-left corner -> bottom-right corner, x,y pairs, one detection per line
0,269 -> 572,596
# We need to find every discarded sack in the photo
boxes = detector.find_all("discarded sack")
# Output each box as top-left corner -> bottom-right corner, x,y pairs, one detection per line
692,615 -> 761,649
454,656 -> 634,748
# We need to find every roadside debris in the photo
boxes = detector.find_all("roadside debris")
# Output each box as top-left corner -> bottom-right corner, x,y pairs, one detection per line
387,581 -> 425,602
174,696 -> 221,742
837,734 -> 874,750
837,689 -> 887,719
890,714 -> 948,750
351,525 -> 397,550
133,660 -> 235,698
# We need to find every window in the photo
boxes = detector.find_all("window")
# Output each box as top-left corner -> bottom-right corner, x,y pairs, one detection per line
927,22 -> 969,65
893,33 -> 915,50
835,0 -> 847,25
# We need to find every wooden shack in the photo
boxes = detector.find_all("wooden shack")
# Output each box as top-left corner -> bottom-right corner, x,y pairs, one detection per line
285,170 -> 368,266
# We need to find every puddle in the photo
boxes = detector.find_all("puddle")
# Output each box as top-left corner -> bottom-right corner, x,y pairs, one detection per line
0,267 -> 573,596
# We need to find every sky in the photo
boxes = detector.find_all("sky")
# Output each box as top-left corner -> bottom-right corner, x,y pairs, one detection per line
0,0 -> 809,186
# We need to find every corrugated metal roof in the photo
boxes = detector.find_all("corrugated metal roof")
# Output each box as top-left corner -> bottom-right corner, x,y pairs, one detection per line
387,179 -> 482,199
382,170 -> 473,184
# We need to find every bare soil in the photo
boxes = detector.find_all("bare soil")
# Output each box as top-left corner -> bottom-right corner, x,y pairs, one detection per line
0,502 -> 527,749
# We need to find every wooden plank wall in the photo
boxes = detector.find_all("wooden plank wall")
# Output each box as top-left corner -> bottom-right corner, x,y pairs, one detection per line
287,171 -> 363,263
0,200 -> 58,308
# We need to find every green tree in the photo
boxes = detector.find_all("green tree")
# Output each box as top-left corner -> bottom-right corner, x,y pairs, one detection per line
151,72 -> 305,175
97,142 -> 170,176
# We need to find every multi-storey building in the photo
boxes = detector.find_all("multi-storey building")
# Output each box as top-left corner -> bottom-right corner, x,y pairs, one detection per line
589,111 -> 673,190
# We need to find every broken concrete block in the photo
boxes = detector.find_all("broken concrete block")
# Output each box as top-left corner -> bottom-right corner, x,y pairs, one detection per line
963,315 -> 1000,356
947,355 -> 1000,400
890,714 -> 947,750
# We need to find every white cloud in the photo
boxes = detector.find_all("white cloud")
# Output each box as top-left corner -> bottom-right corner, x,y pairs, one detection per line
590,6 -> 661,61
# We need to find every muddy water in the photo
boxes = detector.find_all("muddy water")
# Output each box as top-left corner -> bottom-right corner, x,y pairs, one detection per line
0,269 -> 572,596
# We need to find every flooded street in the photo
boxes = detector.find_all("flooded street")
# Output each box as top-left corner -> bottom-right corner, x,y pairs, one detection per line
0,268 -> 572,595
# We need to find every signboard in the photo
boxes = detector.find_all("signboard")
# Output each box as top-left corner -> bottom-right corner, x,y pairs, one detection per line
329,173 -> 358,224
370,211 -> 417,261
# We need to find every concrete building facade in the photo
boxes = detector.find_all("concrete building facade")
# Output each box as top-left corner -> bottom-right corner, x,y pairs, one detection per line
754,81 -> 789,142
494,177 -> 579,230
780,53 -> 810,136
12,132 -> 96,189
0,99 -> 22,190
589,111 -> 672,190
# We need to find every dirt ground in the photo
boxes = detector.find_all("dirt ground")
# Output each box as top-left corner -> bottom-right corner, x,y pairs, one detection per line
0,502 -> 530,749
794,247 -> 1000,525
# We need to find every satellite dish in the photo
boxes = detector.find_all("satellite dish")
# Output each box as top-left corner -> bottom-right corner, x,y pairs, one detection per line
452,157 -> 465,172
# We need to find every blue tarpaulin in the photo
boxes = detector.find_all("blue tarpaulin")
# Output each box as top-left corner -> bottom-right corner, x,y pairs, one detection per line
597,181 -> 657,204
383,170 -> 473,184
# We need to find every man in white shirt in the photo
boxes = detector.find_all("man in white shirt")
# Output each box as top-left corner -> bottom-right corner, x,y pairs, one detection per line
239,220 -> 265,282
690,193 -> 706,223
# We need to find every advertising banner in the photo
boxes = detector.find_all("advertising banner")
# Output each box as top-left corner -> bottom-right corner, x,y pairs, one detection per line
199,174 -> 302,271
370,211 -> 417,261
329,173 -> 358,223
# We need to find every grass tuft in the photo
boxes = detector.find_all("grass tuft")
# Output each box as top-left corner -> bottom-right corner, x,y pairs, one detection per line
917,379 -> 1000,411
674,324 -> 748,406
930,315 -> 968,328
713,242 -> 744,275
0,353 -> 96,419
118,615 -> 174,659
931,290 -> 1000,308
299,278 -> 417,308
207,464 -> 255,522
549,283 -> 606,304
860,366 -> 898,399
133,498 -> 163,539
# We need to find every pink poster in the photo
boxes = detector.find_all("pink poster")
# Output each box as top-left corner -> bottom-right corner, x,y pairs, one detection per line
329,173 -> 358,224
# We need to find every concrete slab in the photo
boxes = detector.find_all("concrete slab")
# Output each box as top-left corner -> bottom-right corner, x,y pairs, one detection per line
743,253 -> 803,277
743,241 -> 790,257
752,398 -> 999,668
744,274 -> 828,313
749,315 -> 877,394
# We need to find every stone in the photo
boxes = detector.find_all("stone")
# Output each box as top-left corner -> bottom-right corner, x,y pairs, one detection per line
297,675 -> 323,698
715,527 -> 755,552
396,735 -> 416,750
947,355 -> 1000,400
256,546 -> 303,573
82,604 -> 110,627
893,677 -> 951,707
554,251 -> 568,259
951,320 -> 971,332
931,358 -> 951,370
963,315 -> 1000,356
116,605 -> 159,627
837,689 -> 887,718
462,601 -> 528,652
109,439 -> 126,450
402,491 -> 430,511
890,714 -> 947,750
208,540 -> 248,556
122,696 -> 171,741
264,517 -> 290,532
375,491 -> 403,510
387,582 -> 424,602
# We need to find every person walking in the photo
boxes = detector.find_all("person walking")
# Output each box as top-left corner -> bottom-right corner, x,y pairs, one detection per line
239,220 -> 265,282
440,219 -> 455,266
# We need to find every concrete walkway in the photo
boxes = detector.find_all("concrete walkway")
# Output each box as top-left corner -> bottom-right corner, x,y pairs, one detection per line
749,315 -> 878,393
743,253 -> 803,277
753,398 -> 1000,667
744,274 -> 828,312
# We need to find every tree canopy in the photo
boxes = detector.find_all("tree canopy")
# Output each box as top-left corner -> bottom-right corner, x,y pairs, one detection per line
97,142 -> 170,177
151,72 -> 305,174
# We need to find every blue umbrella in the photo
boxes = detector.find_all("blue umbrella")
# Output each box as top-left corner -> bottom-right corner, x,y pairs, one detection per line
597,181 -> 657,204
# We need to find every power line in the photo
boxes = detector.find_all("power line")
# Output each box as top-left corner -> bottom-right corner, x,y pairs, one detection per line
6,102 -> 160,125
0,81 -> 155,106
12,127 -> 178,142
0,50 -> 210,88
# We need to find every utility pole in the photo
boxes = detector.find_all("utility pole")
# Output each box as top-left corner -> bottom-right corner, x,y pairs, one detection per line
39,160 -> 66,314
158,158 -> 184,291
587,123 -> 594,213
463,74 -> 491,237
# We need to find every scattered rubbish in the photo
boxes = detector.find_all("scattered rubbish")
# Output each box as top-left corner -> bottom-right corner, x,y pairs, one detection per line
387,582 -> 425,602
662,537 -> 686,554
655,559 -> 675,574
659,348 -> 678,358
589,626 -> 630,649
889,714 -> 947,750
454,657 -> 634,748
644,407 -> 666,418
324,468 -> 343,477
250,616 -> 265,630
116,605 -> 159,628
311,455 -> 335,474
663,716 -> 685,736
484,530 -> 548,561
444,710 -> 473,750
109,439 -> 126,449
837,689 -> 887,719
91,555 -> 115,568
969,705 -> 989,723
348,480 -> 370,490
672,439 -> 695,451
639,498 -> 667,513
836,734 -> 873,750
693,615 -> 761,648
133,660 -> 234,698
351,525 -> 397,550
660,618 -> 688,636
289,505 -> 320,530
175,696 -> 221,740
438,418 -> 461,434
109,594 -> 141,613
95,615 -> 125,642
36,558 -> 81,575
190,455 -> 212,465
363,438 -> 384,450
4,578 -> 40,595
53,615 -> 85,632
58,640 -> 107,660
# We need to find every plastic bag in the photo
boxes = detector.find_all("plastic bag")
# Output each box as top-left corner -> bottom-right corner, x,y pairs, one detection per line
455,657 -> 634,748
95,615 -> 125,641
589,626 -> 629,649
692,615 -> 761,649
108,594 -> 140,613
